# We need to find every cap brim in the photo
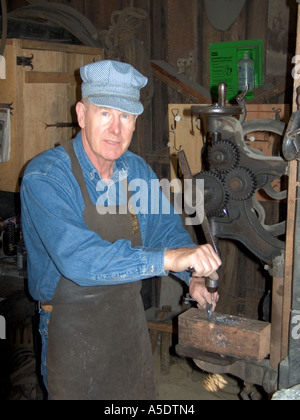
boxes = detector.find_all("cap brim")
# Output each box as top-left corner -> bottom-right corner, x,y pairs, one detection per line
88,96 -> 144,116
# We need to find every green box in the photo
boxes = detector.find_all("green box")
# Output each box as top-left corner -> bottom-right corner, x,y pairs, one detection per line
210,39 -> 264,101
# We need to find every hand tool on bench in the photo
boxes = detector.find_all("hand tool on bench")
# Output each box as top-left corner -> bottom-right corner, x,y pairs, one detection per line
178,149 -> 220,318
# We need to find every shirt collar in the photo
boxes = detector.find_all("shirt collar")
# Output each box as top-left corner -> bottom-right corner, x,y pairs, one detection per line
73,132 -> 129,183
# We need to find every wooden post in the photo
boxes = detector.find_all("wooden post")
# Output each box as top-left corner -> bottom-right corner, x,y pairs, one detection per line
279,3 -> 300,363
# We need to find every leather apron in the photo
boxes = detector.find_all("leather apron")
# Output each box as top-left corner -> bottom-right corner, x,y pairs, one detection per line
46,140 -> 158,400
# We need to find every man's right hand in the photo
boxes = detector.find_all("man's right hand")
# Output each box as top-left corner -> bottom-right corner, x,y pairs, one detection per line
164,245 -> 222,279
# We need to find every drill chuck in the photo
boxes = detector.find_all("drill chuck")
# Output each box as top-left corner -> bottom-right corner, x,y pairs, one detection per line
205,277 -> 219,294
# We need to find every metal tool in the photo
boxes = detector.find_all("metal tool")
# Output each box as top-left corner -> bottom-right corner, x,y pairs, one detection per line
178,150 -> 220,317
171,108 -> 182,152
191,82 -> 243,118
183,293 -> 214,319
45,122 -> 79,129
191,82 -> 288,277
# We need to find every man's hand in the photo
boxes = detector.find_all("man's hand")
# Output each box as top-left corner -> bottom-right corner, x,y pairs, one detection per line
164,244 -> 222,279
189,277 -> 219,310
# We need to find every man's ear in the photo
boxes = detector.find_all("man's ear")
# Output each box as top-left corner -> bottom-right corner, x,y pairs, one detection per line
76,102 -> 86,129
133,115 -> 138,132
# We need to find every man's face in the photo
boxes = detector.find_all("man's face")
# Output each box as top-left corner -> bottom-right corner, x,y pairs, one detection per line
76,101 -> 138,170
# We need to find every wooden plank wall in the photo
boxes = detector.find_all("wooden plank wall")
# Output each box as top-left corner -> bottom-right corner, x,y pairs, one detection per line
7,0 -> 298,168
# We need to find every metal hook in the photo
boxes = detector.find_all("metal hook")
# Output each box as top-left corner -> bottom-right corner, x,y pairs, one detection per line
272,108 -> 282,121
171,108 -> 180,131
170,108 -> 182,152
173,132 -> 182,152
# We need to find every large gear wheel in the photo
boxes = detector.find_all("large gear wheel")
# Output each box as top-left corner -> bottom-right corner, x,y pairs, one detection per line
208,140 -> 240,173
224,167 -> 257,201
194,171 -> 229,217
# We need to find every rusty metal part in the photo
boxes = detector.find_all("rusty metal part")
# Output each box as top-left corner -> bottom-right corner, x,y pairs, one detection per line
177,83 -> 294,392
177,150 -> 220,312
191,84 -> 288,277
208,139 -> 240,173
191,102 -> 242,118
0,103 -> 13,113
17,54 -> 34,70
283,110 -> 300,161
177,150 -> 219,256
191,82 -> 243,118
209,117 -> 287,276
177,345 -> 278,394
45,122 -> 79,129
195,171 -> 228,217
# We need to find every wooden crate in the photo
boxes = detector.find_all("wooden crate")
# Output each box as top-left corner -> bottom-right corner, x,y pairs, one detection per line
178,308 -> 271,362
0,39 -> 103,192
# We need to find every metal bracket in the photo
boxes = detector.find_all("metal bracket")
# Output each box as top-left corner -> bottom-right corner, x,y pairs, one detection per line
17,54 -> 34,71
0,103 -> 13,114
283,111 -> 300,161
177,51 -> 196,76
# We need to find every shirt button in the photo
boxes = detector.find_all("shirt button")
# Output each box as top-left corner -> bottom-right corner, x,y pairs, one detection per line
89,173 -> 94,179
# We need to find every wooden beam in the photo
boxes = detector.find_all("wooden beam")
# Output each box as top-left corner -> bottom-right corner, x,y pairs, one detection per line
270,276 -> 285,369
151,60 -> 211,103
147,321 -> 174,334
21,39 -> 102,56
248,77 -> 294,104
280,3 -> 300,361
178,308 -> 271,362
25,71 -> 79,85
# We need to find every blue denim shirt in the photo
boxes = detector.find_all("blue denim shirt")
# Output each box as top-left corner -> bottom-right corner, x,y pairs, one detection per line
21,132 -> 195,302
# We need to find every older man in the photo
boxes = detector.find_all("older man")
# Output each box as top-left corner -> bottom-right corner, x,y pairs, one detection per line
21,60 -> 221,400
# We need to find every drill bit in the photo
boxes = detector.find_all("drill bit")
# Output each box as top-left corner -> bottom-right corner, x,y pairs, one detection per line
206,293 -> 215,320
184,293 -> 214,320
207,297 -> 213,320
206,302 -> 213,319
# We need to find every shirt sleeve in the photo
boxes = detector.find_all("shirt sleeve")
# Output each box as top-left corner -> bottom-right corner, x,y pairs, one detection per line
21,172 -> 168,288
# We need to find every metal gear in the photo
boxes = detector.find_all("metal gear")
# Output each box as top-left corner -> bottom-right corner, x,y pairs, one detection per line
208,139 -> 240,173
194,171 -> 229,217
224,167 -> 257,201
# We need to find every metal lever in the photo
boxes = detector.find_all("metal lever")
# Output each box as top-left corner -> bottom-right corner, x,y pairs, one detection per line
218,82 -> 227,107
177,150 -> 219,254
178,150 -> 220,317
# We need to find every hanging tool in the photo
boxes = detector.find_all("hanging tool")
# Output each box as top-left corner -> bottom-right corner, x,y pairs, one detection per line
45,122 -> 79,129
170,108 -> 182,152
178,149 -> 220,318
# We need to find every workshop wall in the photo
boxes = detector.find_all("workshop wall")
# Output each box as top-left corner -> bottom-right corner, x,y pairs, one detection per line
4,0 -> 298,316
6,0 -> 298,167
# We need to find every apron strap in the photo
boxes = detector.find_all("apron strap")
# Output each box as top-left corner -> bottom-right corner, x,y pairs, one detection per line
60,140 -> 93,207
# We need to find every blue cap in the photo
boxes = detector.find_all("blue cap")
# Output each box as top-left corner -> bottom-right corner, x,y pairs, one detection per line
80,60 -> 148,115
